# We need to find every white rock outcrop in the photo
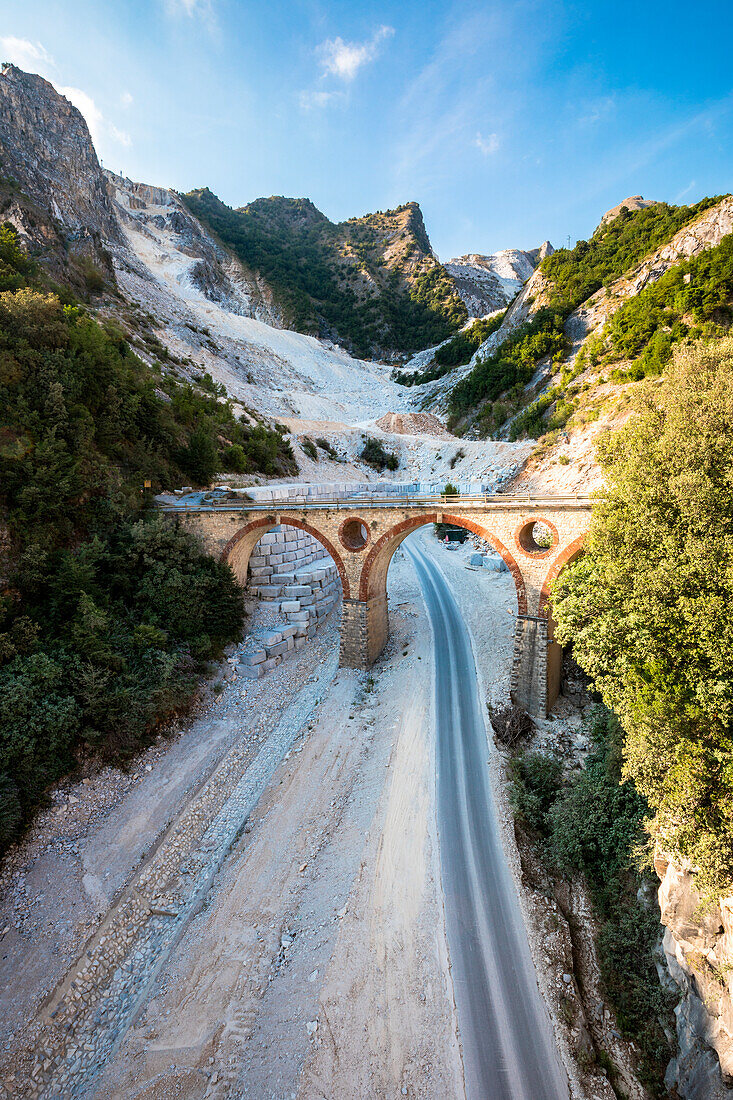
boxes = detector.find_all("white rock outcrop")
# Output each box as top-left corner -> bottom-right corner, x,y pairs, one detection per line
444,245 -> 552,317
655,854 -> 733,1100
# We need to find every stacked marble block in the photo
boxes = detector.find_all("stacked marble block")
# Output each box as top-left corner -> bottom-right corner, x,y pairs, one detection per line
239,525 -> 341,679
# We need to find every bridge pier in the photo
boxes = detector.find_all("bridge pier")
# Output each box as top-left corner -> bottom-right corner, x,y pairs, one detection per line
340,594 -> 388,669
510,616 -> 563,717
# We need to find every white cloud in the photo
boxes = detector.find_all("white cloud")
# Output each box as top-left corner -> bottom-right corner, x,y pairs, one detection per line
165,0 -> 214,17
577,95 -> 616,128
0,36 -> 53,73
475,131 -> 500,156
120,90 -> 133,108
57,85 -> 131,150
109,123 -> 132,147
317,25 -> 394,82
299,89 -> 344,111
57,86 -> 104,143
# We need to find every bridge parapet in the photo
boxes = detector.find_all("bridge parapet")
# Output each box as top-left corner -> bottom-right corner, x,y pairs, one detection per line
163,493 -> 592,715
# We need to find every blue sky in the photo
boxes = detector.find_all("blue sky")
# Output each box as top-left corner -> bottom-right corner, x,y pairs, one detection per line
1,0 -> 731,258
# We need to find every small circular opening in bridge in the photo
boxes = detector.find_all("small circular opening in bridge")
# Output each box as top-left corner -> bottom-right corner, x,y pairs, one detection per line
340,517 -> 370,552
518,520 -> 557,557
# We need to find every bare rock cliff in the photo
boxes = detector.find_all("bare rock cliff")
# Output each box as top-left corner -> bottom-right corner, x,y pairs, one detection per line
107,171 -> 282,324
0,63 -> 117,240
444,244 -> 553,317
599,195 -> 657,228
655,855 -> 733,1099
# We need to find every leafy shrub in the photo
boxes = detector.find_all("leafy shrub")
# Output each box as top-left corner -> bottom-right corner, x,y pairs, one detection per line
315,437 -> 338,459
181,424 -> 218,484
301,437 -> 318,461
508,750 -> 562,831
434,312 -> 506,367
508,706 -> 674,1091
0,775 -> 21,846
360,436 -> 399,471
545,708 -> 674,1090
552,338 -> 733,898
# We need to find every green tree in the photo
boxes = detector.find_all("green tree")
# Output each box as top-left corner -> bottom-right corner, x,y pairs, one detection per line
182,423 -> 218,485
552,338 -> 733,897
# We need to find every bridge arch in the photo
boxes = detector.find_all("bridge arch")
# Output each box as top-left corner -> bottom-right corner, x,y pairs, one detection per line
538,534 -> 586,617
221,516 -> 350,598
359,513 -> 527,613
169,493 -> 592,716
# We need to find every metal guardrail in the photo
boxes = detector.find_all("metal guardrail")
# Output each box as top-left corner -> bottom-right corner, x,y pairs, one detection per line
160,492 -> 593,513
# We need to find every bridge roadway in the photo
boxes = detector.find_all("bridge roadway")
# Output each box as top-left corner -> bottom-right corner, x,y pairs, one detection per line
161,490 -> 591,512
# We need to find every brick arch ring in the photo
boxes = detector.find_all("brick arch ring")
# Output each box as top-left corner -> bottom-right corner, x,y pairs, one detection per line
537,534 -> 586,617
359,513 -> 527,614
220,517 -> 351,599
514,517 -> 559,559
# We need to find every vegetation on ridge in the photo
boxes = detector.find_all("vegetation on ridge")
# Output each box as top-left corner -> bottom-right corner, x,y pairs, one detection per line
181,188 -> 467,358
447,196 -> 725,433
0,222 -> 294,849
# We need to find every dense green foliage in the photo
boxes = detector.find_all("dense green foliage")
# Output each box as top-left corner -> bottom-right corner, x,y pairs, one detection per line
359,436 -> 399,471
315,436 -> 338,459
0,225 -> 289,847
603,233 -> 733,379
552,339 -> 733,898
434,312 -> 505,367
0,518 -> 244,844
0,223 -> 34,291
447,197 -> 725,430
182,189 -> 466,357
510,708 -> 673,1090
540,198 -> 721,314
301,437 -> 318,461
507,386 -> 575,440
449,308 -> 566,417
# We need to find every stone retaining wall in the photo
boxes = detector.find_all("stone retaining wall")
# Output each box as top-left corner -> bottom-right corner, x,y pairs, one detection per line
240,525 -> 341,679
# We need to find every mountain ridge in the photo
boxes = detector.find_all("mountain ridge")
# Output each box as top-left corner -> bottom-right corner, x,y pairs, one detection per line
181,186 -> 467,358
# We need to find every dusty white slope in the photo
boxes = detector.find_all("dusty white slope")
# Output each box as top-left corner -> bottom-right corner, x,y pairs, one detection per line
107,174 -> 410,424
105,174 -> 532,486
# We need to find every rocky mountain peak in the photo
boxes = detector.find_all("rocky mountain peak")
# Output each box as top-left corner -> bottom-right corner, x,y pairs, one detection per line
394,201 -> 433,257
0,63 -> 118,240
526,239 -> 554,264
599,195 -> 658,229
238,194 -> 329,230
444,244 -> 552,317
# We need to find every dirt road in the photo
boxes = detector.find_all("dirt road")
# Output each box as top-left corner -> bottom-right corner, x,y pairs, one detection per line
1,530 -> 571,1100
91,548 -> 463,1100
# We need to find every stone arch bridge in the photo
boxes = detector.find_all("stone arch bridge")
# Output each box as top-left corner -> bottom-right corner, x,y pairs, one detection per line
163,493 -> 592,715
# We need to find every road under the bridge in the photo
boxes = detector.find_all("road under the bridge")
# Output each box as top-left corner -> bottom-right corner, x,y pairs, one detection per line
408,535 -> 569,1100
